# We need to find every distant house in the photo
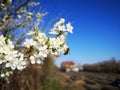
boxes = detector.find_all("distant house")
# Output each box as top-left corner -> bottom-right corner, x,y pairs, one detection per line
61,61 -> 79,72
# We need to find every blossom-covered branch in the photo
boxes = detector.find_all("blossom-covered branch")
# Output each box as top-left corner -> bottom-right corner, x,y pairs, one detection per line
0,18 -> 73,78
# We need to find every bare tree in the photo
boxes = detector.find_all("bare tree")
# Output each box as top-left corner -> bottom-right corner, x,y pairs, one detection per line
0,0 -> 44,46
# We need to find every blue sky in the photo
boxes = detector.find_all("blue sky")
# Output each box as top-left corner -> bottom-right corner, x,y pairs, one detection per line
38,0 -> 120,66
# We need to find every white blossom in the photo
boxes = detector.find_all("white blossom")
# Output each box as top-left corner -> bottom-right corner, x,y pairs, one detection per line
49,18 -> 73,35
1,73 -> 5,78
5,53 -> 26,70
28,12 -> 33,16
0,35 -> 5,45
6,59 -> 16,70
58,25 -> 66,31
30,55 -> 42,64
27,31 -> 35,35
55,18 -> 65,26
17,15 -> 22,19
0,71 -> 13,78
37,32 -> 47,43
24,39 -> 36,48
16,59 -> 27,70
66,22 -> 73,33
5,71 -> 13,77
49,29 -> 59,35
15,53 -> 26,70
5,50 -> 18,61
38,45 -> 48,58
0,60 -> 4,64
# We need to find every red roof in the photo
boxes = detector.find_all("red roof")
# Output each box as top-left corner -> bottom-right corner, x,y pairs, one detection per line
61,61 -> 75,66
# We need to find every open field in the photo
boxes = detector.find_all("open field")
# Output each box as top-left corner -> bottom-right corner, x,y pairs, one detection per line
61,71 -> 120,90
0,64 -> 120,90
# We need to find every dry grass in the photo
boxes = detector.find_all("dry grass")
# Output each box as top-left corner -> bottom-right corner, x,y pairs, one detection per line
0,55 -> 63,90
75,80 -> 85,85
6,65 -> 43,90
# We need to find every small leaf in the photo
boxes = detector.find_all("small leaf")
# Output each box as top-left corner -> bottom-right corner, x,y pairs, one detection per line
46,37 -> 50,44
34,27 -> 39,36
60,42 -> 67,47
5,34 -> 9,44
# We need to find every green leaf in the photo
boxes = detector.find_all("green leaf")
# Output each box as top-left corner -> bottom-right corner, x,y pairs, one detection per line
45,38 -> 50,48
46,37 -> 49,44
34,27 -> 39,36
5,34 -> 9,44
17,56 -> 21,59
60,42 -> 67,47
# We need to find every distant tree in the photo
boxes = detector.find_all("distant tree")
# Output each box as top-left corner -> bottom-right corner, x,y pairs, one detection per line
83,58 -> 119,73
117,60 -> 120,73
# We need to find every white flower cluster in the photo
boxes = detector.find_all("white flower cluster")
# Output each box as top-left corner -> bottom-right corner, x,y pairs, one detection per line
24,30 -> 48,64
0,71 -> 13,78
24,18 -> 73,64
0,35 -> 27,73
0,18 -> 73,78
49,18 -> 73,34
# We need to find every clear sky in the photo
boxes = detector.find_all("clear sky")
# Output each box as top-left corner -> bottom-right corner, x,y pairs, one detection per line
38,0 -> 120,66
